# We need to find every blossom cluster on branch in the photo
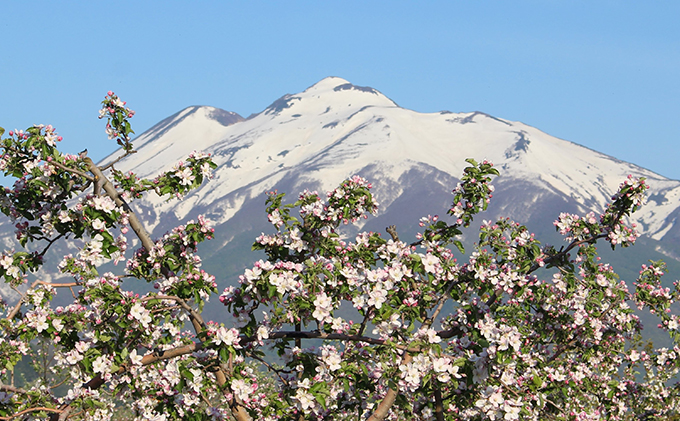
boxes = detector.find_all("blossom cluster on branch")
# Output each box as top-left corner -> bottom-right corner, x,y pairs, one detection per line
0,95 -> 678,421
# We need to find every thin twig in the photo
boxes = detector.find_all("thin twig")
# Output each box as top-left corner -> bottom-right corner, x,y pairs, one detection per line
100,150 -> 137,171
141,294 -> 208,332
46,159 -> 94,182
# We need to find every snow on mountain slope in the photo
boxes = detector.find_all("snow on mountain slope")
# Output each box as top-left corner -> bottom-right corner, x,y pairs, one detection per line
101,106 -> 244,179
99,76 -> 680,246
3,77 -> 680,303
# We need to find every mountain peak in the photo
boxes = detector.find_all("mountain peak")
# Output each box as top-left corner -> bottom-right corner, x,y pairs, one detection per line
98,105 -> 243,179
261,77 -> 398,118
307,76 -> 352,90
304,77 -> 381,96
307,77 -> 396,104
94,78 -> 680,252
204,107 -> 244,127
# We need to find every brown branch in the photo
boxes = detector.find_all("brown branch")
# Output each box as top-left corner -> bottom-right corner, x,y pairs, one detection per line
357,309 -> 373,337
386,225 -> 400,242
295,321 -> 301,350
0,406 -> 63,421
68,285 -> 77,299
100,150 -> 137,171
527,233 -> 608,275
47,159 -> 94,182
425,275 -> 459,327
141,295 -> 208,333
49,376 -> 71,390
367,352 -> 412,421
57,407 -> 73,421
369,261 -> 460,420
6,279 -> 41,320
35,281 -> 80,288
437,326 -> 465,339
434,387 -> 445,421
37,233 -> 67,258
76,341 -> 205,393
368,278 -> 463,421
214,363 -> 251,421
0,384 -> 27,394
82,157 -> 155,253
6,280 -> 81,321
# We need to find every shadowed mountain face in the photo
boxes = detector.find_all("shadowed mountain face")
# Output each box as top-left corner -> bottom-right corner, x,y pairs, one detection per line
3,77 -> 680,310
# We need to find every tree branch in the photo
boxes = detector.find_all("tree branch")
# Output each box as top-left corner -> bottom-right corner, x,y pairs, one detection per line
366,352 -> 412,421
142,295 -> 208,334
49,160 -> 252,421
6,279 -> 42,320
100,150 -> 137,171
0,407 -> 63,421
434,386 -> 445,421
48,159 -> 94,182
0,384 -> 27,394
82,157 -> 155,253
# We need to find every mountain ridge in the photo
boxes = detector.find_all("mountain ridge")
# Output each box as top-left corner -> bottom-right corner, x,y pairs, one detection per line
95,78 -> 680,247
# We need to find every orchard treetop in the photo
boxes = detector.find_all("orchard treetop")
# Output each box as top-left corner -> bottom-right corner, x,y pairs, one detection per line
0,93 -> 678,421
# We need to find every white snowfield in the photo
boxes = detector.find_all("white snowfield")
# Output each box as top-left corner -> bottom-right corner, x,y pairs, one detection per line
100,76 -> 680,242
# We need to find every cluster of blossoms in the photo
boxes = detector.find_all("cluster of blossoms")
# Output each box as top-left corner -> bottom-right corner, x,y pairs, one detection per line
554,211 -> 599,242
216,159 -> 676,420
553,176 -> 647,251
99,91 -> 136,149
127,215 -> 217,301
0,95 -> 239,420
171,151 -> 215,186
206,322 -> 242,348
144,151 -> 217,199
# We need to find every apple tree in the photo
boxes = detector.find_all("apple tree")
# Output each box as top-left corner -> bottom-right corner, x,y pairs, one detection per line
0,94 -> 678,421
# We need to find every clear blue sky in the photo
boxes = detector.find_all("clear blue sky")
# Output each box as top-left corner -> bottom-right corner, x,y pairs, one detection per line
2,1 -> 679,178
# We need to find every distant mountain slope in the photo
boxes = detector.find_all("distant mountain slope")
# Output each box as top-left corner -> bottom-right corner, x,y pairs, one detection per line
98,77 -> 680,255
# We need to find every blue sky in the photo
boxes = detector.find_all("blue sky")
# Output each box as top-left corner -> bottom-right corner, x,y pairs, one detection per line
2,1 -> 679,179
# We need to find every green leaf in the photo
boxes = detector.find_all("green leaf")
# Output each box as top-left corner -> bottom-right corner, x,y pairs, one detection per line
219,347 -> 229,361
181,367 -> 195,381
314,393 -> 327,409
532,375 -> 543,388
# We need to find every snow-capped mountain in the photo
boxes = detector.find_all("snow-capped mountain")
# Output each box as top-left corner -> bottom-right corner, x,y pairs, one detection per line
100,77 -> 680,252
4,76 -> 680,304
